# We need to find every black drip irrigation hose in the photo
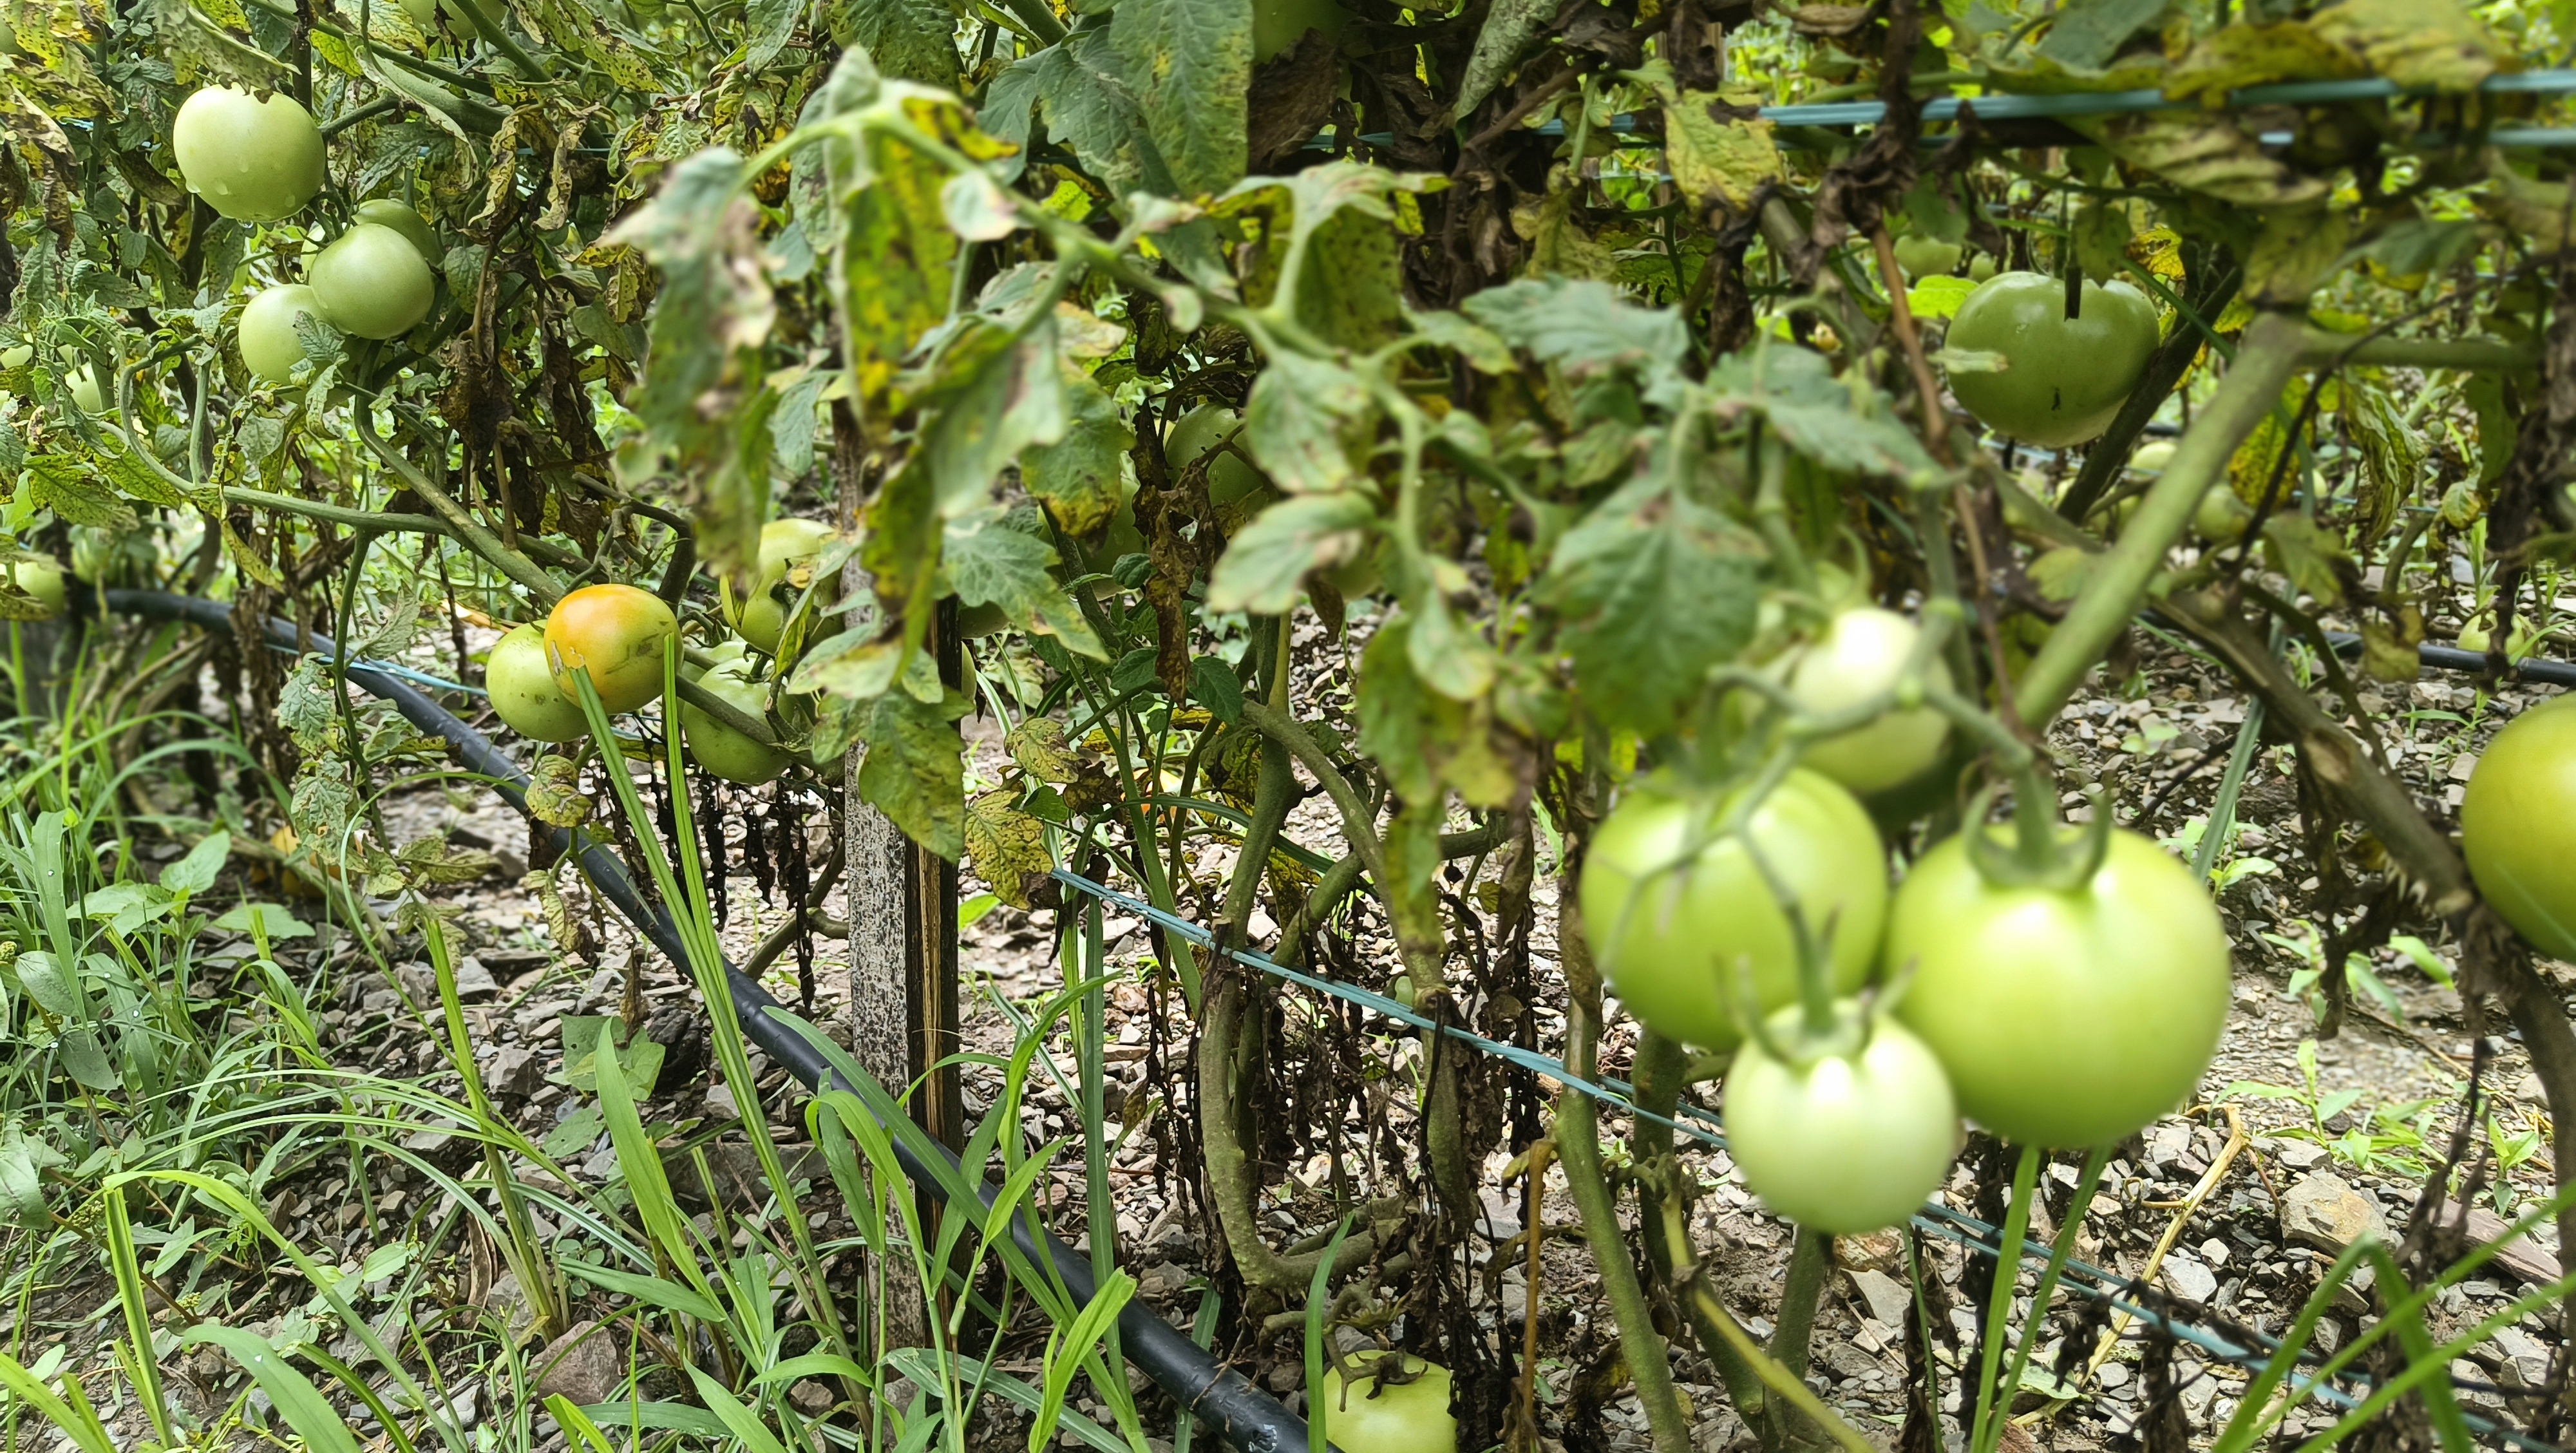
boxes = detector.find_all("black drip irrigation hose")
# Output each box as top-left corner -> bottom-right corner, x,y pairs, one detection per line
91,589 -> 1318,1453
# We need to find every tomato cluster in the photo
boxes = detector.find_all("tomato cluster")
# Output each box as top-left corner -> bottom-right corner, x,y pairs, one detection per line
1580,607 -> 2231,1231
169,88 -> 444,384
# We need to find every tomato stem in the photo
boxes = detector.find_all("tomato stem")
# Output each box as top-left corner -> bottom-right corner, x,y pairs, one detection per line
1977,1145 -> 2107,1453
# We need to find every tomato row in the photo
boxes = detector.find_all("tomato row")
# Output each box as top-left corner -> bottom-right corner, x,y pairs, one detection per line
1580,607 -> 2233,1232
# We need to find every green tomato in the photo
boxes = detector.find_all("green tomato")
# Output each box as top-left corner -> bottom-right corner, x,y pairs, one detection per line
545,584 -> 678,714
2463,696 -> 2576,961
2193,486 -> 2253,545
485,623 -> 589,743
1316,537 -> 1382,600
1892,234 -> 1962,278
681,659 -> 789,784
173,86 -> 326,223
353,199 -> 442,266
1888,826 -> 2230,1148
311,223 -> 436,341
6,558 -> 65,618
1725,1005 -> 1958,1233
1579,770 -> 1888,1050
721,517 -> 838,656
1252,0 -> 1345,64
2128,440 -> 2175,474
1967,254 -> 1998,283
1316,1353 -> 1454,1453
1167,404 -> 1276,513
1942,271 -> 2160,450
1785,607 -> 1951,795
68,366 -> 102,415
239,283 -> 325,384
956,600 -> 1010,638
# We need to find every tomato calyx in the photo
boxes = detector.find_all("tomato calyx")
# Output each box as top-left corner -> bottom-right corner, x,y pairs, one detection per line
1959,774 -> 2115,893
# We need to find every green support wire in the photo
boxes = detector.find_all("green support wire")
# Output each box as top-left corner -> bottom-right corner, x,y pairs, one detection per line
1314,67 -> 2576,151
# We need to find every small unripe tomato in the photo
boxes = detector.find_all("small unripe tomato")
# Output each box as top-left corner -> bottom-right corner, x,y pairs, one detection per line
1892,234 -> 1962,278
354,199 -> 442,266
485,623 -> 589,742
1725,1007 -> 1958,1234
1942,271 -> 2161,450
1967,254 -> 1998,282
2463,696 -> 2576,962
173,86 -> 326,223
1167,404 -> 1275,514
7,558 -> 65,618
68,366 -> 103,415
1785,607 -> 1951,795
545,584 -> 677,714
1579,770 -> 1888,1050
239,284 -> 326,383
2193,487 -> 2253,545
681,658 -> 789,784
720,518 -> 837,656
311,224 -> 435,340
1316,1353 -> 1454,1453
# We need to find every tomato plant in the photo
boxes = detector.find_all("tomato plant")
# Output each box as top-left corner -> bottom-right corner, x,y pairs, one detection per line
485,624 -> 589,743
1942,272 -> 2161,448
1580,771 -> 1886,1049
170,86 -> 325,223
1724,1004 -> 1958,1235
1317,1353 -> 1454,1453
310,224 -> 437,341
545,585 -> 679,714
2463,697 -> 2576,962
1888,825 -> 2231,1149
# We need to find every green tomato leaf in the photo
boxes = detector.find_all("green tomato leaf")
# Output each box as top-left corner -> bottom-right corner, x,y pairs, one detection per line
1242,351 -> 1372,495
1542,479 -> 1757,736
1023,365 -> 1134,537
159,831 -> 232,897
2034,0 -> 2168,71
1454,0 -> 1554,119
1207,492 -> 1379,614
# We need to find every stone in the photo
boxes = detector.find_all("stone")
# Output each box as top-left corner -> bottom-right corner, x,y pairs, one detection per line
788,1380 -> 835,1416
2456,1202 -> 2563,1286
453,955 -> 500,1000
480,1271 -> 538,1345
1815,1340 -> 1882,1383
1834,1228 -> 1904,1275
486,1045 -> 544,1098
534,1321 -> 623,1407
1846,1268 -> 1910,1329
701,1081 -> 741,1121
2280,1172 -> 2390,1254
2492,1325 -> 2553,1385
2199,1237 -> 2231,1269
2161,1254 -> 2218,1306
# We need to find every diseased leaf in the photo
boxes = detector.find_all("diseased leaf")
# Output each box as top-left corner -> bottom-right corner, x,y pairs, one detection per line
1242,351 -> 1372,494
2164,19 -> 2363,102
1111,0 -> 1251,197
963,792 -> 1054,907
1023,365 -> 1133,536
2068,110 -> 2329,208
1660,89 -> 1781,215
1709,347 -> 1938,486
913,321 -> 1066,517
1357,616 -> 1519,809
1454,0 -> 1554,120
857,690 -> 971,860
1463,278 -> 1690,405
2308,0 -> 2504,92
943,510 -> 1105,658
2035,0 -> 2168,71
833,0 -> 960,88
2260,515 -> 2349,607
606,148 -> 776,587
